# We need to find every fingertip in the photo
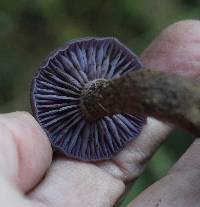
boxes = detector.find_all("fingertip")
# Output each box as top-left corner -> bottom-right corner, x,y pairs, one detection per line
141,19 -> 200,79
159,19 -> 200,41
0,111 -> 53,192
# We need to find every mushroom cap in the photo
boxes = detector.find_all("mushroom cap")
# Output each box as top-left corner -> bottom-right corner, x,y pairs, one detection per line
31,37 -> 146,161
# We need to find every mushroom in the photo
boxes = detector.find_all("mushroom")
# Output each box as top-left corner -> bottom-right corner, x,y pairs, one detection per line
31,37 -> 146,161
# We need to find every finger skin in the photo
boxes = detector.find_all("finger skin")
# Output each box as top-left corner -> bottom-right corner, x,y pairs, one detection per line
142,19 -> 200,79
29,119 -> 169,207
169,138 -> 200,173
0,112 -> 52,192
128,139 -> 200,207
30,158 -> 125,207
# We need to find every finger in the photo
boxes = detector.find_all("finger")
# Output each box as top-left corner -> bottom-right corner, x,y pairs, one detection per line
99,20 -> 200,182
0,176 -> 34,207
169,138 -> 200,174
0,112 -> 52,192
142,19 -> 200,79
98,118 -> 170,182
29,120 -> 168,207
128,138 -> 200,207
29,158 -> 125,207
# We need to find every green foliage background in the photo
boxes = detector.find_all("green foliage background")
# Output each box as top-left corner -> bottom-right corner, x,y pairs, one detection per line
0,0 -> 197,206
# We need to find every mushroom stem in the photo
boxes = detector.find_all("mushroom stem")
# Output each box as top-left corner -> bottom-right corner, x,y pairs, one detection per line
81,69 -> 200,136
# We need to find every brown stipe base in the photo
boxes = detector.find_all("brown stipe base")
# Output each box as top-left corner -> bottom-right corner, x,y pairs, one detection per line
81,69 -> 200,136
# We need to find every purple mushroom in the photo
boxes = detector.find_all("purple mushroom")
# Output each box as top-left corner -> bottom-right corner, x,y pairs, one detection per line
31,37 -> 146,161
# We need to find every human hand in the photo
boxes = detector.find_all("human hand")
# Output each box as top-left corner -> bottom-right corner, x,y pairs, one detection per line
0,20 -> 200,207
